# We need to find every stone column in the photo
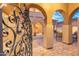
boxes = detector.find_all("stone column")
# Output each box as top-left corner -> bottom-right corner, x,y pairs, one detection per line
0,9 -> 5,56
62,15 -> 72,44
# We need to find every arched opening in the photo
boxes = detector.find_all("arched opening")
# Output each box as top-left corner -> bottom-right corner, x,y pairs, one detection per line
29,4 -> 47,24
71,8 -> 79,44
29,7 -> 46,47
52,10 -> 64,42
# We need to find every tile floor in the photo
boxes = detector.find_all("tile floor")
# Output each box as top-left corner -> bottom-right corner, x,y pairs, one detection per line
33,34 -> 78,56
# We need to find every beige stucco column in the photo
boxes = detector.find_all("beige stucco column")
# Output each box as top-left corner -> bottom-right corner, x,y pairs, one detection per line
43,18 -> 53,49
62,14 -> 72,44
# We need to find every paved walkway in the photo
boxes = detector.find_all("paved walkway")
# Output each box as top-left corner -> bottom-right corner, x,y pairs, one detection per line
33,35 -> 78,56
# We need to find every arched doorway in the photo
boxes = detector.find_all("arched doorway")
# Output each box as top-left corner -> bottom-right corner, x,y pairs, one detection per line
29,7 -> 46,47
71,8 -> 79,44
52,10 -> 64,42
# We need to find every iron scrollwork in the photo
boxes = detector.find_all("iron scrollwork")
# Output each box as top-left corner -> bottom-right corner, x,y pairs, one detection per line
2,4 -> 32,56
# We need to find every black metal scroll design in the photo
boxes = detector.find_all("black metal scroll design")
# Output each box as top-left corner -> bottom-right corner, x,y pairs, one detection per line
2,4 -> 32,56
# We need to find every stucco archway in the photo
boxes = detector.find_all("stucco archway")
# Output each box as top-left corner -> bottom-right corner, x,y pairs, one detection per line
52,9 -> 65,43
27,4 -> 47,49
69,7 -> 79,43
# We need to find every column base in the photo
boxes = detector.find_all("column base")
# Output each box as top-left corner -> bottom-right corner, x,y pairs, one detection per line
62,41 -> 72,45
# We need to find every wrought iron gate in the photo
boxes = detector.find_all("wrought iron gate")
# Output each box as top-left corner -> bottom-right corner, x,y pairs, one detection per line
2,4 -> 32,56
